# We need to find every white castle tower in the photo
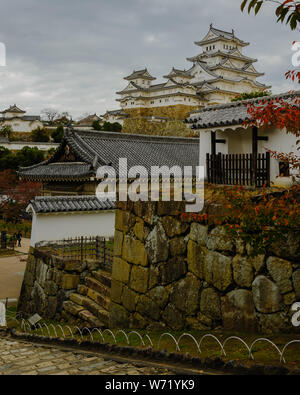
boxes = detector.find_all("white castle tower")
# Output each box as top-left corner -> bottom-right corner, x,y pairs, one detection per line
115,25 -> 270,117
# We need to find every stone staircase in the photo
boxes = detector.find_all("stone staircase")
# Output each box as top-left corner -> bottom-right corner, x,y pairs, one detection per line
62,269 -> 111,328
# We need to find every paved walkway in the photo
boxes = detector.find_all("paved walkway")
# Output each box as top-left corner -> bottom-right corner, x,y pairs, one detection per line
0,338 -> 174,375
0,238 -> 30,301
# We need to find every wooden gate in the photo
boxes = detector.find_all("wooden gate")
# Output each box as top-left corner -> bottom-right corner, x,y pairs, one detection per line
206,152 -> 270,187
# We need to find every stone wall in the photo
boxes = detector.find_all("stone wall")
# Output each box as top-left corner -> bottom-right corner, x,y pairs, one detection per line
18,247 -> 100,320
123,104 -> 198,121
122,119 -> 194,137
110,201 -> 300,334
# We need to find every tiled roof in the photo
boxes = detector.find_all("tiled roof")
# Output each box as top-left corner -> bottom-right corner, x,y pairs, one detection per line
195,25 -> 249,47
1,105 -> 25,114
77,114 -> 101,125
124,68 -> 156,81
19,162 -> 94,181
187,91 -> 300,129
0,115 -> 41,122
19,130 -> 200,180
163,68 -> 193,79
28,195 -> 115,213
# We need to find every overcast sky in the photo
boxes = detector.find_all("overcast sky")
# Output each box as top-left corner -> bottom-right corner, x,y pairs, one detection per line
0,0 -> 298,119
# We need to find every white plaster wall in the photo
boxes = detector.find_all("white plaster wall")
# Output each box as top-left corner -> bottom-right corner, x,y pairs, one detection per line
30,211 -> 116,247
199,130 -> 211,177
0,142 -> 59,151
216,127 -> 298,183
2,119 -> 43,132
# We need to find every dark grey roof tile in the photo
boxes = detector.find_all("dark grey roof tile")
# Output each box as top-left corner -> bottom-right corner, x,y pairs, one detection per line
188,91 -> 300,129
28,195 -> 115,213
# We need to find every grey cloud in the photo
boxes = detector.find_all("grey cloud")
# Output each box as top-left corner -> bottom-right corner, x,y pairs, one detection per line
0,0 -> 298,118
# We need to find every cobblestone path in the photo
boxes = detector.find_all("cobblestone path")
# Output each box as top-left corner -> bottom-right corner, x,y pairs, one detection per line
0,338 -> 174,375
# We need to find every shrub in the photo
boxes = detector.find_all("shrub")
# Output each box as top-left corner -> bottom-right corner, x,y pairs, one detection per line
231,91 -> 271,102
31,127 -> 50,142
51,124 -> 64,143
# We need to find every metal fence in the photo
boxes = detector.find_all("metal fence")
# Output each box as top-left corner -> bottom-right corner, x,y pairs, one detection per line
0,239 -> 16,250
48,236 -> 114,272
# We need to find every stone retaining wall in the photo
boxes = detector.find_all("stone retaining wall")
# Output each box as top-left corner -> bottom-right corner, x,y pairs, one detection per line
18,247 -> 100,320
110,201 -> 300,334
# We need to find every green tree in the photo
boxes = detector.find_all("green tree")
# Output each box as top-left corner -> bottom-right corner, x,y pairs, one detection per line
15,146 -> 45,168
0,125 -> 12,140
231,90 -> 272,102
102,121 -> 122,132
51,124 -> 64,143
241,0 -> 300,30
0,146 -> 45,171
31,127 -> 50,142
92,120 -> 102,131
111,122 -> 122,133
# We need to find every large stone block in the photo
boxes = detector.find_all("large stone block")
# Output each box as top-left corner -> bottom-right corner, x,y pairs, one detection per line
293,270 -> 300,300
149,286 -> 169,309
162,216 -> 189,238
162,304 -> 184,330
160,256 -> 187,285
69,293 -> 87,306
207,226 -> 234,253
115,210 -> 136,232
110,280 -> 123,304
189,223 -> 208,246
64,260 -> 87,273
134,218 -> 150,242
148,266 -> 160,289
130,265 -> 149,293
31,281 -> 47,313
200,288 -> 221,320
186,316 -> 211,331
252,275 -> 283,313
187,240 -> 206,279
232,255 -> 254,288
136,295 -> 160,320
122,286 -> 139,312
251,254 -> 265,273
267,256 -> 293,294
222,290 -> 257,331
133,201 -> 156,225
62,274 -> 80,290
36,261 -> 48,287
109,302 -> 129,328
145,222 -> 169,264
271,231 -> 300,261
204,251 -> 232,292
259,312 -> 290,334
78,309 -> 103,327
169,237 -> 186,257
46,296 -> 58,319
122,236 -> 148,266
63,300 -> 84,316
170,274 -> 201,315
129,313 -> 148,329
112,258 -> 131,284
113,230 -> 124,257
44,281 -> 58,296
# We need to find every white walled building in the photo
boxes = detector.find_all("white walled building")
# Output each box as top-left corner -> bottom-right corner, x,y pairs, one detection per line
26,195 -> 115,247
115,25 -> 270,112
188,91 -> 300,187
0,104 -> 43,132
